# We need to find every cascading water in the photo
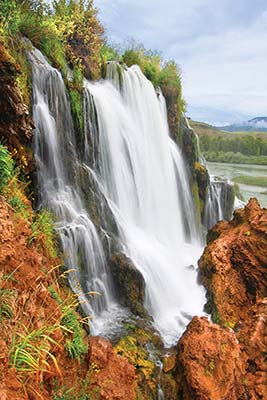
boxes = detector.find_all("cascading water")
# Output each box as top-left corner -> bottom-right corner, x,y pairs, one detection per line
183,118 -> 236,231
84,62 -> 206,346
203,177 -> 235,230
28,47 -> 126,334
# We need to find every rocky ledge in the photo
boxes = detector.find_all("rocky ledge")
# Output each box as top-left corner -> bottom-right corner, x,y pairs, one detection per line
175,198 -> 267,399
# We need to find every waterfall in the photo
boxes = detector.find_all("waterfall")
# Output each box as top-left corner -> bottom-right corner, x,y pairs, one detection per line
203,177 -> 235,230
183,118 -> 236,231
84,62 -> 206,346
28,48 -> 127,335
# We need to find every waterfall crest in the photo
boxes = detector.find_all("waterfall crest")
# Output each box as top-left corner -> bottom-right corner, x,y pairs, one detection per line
84,63 -> 206,346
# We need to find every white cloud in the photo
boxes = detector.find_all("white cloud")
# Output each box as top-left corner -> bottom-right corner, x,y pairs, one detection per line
95,0 -> 267,124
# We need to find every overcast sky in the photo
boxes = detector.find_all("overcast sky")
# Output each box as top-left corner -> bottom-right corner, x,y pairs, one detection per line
94,0 -> 267,125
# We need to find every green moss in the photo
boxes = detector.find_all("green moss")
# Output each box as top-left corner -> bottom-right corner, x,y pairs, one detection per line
223,321 -> 236,330
192,181 -> 202,230
205,359 -> 215,377
115,335 -> 157,396
68,89 -> 84,139
66,62 -> 84,142
212,308 -> 221,325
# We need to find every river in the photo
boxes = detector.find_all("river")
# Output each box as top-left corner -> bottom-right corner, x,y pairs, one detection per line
207,162 -> 267,208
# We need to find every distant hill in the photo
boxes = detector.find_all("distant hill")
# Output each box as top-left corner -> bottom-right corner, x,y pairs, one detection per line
189,119 -> 267,139
217,117 -> 267,132
188,118 -> 267,166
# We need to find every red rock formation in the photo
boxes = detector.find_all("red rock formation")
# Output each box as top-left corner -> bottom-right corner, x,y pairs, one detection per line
87,337 -> 136,400
177,198 -> 267,400
176,316 -> 247,400
199,198 -> 267,327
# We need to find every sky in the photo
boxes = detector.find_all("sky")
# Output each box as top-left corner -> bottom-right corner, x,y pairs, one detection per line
94,0 -> 267,125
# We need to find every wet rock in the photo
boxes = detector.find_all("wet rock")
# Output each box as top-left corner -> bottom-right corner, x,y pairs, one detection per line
87,336 -> 136,400
176,316 -> 247,400
162,350 -> 177,373
109,253 -> 148,318
115,333 -> 158,399
194,162 -> 209,203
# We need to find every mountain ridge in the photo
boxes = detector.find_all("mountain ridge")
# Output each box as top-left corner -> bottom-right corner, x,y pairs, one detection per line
217,116 -> 267,132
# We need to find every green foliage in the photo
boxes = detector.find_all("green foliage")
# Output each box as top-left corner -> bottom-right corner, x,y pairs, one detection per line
18,11 -> 67,73
61,306 -> 88,360
212,308 -> 221,324
100,43 -> 120,62
0,145 -> 29,217
49,287 -> 88,361
200,134 -> 267,165
9,325 -> 62,379
203,150 -> 267,165
232,175 -> 267,187
122,46 -> 161,87
9,192 -> 28,215
224,321 -> 236,329
0,145 -> 14,192
30,210 -> 58,258
159,61 -> 186,114
0,288 -> 17,320
53,0 -> 104,79
0,0 -> 21,38
122,45 -> 186,125
67,62 -> 84,138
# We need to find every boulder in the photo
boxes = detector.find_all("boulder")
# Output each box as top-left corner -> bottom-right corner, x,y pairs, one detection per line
87,336 -> 136,400
109,253 -> 148,318
176,317 -> 247,400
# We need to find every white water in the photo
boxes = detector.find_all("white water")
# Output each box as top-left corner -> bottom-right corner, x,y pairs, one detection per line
84,63 -> 206,346
28,48 -> 127,333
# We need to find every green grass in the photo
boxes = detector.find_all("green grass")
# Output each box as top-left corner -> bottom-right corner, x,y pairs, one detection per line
30,210 -> 58,258
61,307 -> 88,360
48,286 -> 88,361
9,325 -> 62,380
203,151 -> 267,165
232,175 -> 267,187
0,145 -> 15,192
0,288 -> 17,320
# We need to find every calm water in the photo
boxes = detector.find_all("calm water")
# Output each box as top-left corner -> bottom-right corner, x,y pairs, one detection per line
207,162 -> 267,208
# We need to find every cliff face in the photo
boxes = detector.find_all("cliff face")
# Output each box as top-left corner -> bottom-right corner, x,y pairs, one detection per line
0,44 -> 33,175
175,199 -> 267,400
